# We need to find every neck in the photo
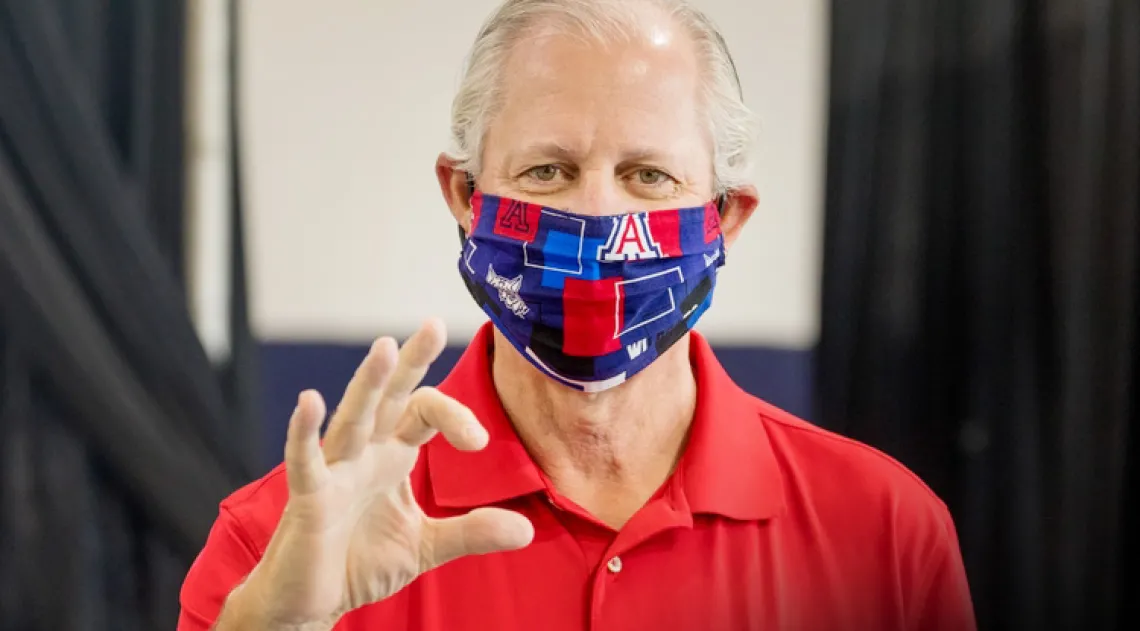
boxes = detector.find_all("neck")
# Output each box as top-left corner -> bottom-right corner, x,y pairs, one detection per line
491,329 -> 697,529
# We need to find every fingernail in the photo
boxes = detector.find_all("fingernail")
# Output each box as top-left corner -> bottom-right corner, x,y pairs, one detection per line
467,424 -> 488,445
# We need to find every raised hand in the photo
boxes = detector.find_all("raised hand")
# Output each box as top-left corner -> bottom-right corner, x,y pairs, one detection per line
222,319 -> 534,630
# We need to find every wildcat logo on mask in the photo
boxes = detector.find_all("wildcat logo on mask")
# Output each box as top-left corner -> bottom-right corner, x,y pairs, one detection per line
485,265 -> 530,318
598,213 -> 662,261
703,247 -> 720,268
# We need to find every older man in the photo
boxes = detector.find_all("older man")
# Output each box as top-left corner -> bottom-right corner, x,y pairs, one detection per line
179,0 -> 975,629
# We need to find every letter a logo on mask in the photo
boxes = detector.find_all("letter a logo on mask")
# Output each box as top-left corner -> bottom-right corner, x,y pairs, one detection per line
599,214 -> 662,261
500,201 -> 530,232
493,198 -> 541,242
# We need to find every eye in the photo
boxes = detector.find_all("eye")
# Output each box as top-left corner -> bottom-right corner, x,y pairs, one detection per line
527,165 -> 562,182
637,169 -> 669,185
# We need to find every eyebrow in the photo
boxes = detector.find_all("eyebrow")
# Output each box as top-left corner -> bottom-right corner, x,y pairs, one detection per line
615,147 -> 679,167
513,142 -> 581,163
512,142 -> 680,167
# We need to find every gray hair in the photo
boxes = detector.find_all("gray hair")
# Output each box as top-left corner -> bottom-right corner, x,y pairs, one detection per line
446,0 -> 757,194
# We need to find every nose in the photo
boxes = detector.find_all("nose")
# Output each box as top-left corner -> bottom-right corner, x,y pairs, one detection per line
569,169 -> 629,217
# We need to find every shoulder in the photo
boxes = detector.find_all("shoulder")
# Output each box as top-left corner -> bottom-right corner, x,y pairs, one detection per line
214,463 -> 291,554
746,398 -> 975,629
178,466 -> 294,626
753,398 -> 957,546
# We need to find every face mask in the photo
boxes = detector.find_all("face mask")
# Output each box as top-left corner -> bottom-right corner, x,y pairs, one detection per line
457,191 -> 725,393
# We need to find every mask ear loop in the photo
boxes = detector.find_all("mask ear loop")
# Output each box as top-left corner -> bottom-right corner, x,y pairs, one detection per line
457,172 -> 476,243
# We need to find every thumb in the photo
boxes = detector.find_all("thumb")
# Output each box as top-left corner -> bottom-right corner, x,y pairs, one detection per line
424,508 -> 534,569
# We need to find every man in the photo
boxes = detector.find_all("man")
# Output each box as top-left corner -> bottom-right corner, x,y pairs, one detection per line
179,0 -> 976,629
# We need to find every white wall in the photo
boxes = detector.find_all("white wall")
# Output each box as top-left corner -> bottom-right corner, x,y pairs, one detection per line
239,0 -> 828,347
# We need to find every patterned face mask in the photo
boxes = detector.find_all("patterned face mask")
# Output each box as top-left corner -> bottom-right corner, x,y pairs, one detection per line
457,191 -> 726,393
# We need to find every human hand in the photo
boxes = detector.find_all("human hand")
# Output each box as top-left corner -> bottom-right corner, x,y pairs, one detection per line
223,319 -> 533,630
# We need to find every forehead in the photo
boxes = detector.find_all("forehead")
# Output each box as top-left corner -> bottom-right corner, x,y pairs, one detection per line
488,23 -> 706,159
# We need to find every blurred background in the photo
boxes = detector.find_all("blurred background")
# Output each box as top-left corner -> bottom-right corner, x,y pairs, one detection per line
0,0 -> 1135,629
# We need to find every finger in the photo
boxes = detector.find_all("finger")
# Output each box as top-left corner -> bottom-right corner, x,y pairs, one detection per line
423,508 -> 534,570
284,390 -> 330,496
323,337 -> 399,462
393,387 -> 488,449
371,318 -> 448,440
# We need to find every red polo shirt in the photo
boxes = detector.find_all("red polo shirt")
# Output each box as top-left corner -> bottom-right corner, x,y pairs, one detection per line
179,324 -> 975,631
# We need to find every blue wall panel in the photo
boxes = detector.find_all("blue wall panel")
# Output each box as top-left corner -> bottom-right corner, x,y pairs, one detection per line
259,342 -> 815,471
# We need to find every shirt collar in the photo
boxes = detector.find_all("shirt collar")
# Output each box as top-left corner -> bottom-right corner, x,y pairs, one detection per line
679,330 -> 785,520
429,323 -> 785,521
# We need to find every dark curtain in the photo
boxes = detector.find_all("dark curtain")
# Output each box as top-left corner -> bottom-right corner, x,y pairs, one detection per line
820,0 -> 1138,629
0,0 -> 258,629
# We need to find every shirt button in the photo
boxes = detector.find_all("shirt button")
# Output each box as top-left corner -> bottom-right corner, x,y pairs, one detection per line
606,556 -> 623,573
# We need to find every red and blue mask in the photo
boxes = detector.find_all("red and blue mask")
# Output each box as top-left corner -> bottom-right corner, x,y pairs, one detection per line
458,191 -> 725,392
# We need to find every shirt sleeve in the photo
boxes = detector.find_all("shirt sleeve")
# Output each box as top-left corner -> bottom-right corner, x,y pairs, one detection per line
909,511 -> 977,631
177,506 -> 263,630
